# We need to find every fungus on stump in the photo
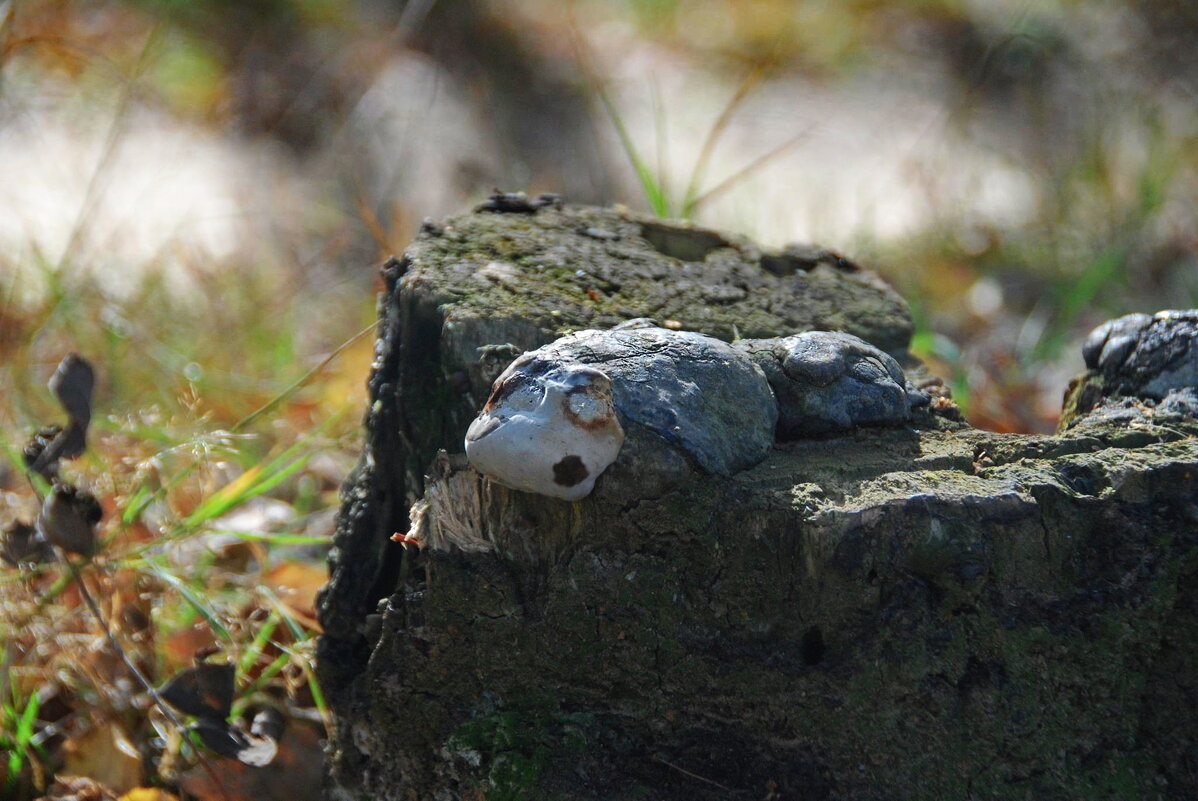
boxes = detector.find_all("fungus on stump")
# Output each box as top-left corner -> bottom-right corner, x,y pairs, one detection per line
317,203 -> 1198,801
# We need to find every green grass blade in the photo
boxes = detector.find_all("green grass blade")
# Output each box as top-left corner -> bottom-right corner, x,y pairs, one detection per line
16,691 -> 39,745
302,653 -> 328,722
184,450 -> 313,529
230,322 -> 374,434
121,484 -> 154,526
651,76 -> 671,214
238,611 -> 281,675
6,750 -> 21,788
683,129 -> 809,218
209,529 -> 330,546
232,653 -> 291,716
680,67 -> 763,216
142,559 -> 233,643
596,83 -> 670,216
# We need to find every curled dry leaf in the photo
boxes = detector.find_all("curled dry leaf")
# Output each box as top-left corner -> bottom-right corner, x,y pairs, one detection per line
159,663 -> 284,766
160,663 -> 234,722
263,561 -> 327,630
27,354 -> 96,477
38,483 -> 103,557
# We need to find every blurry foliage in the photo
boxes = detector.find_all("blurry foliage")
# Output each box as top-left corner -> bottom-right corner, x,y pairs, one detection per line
0,332 -> 347,798
148,31 -> 223,115
1,214 -> 368,799
614,0 -> 970,72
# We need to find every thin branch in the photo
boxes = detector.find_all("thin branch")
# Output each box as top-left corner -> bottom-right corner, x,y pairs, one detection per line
232,320 -> 376,434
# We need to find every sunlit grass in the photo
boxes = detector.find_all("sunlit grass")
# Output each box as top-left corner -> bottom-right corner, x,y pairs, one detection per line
0,253 -> 373,795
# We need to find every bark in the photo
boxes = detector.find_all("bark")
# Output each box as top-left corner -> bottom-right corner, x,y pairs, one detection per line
318,204 -> 1198,800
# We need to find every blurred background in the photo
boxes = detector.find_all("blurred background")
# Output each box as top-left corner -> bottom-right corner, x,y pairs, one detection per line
2,1 -> 1198,797
3,0 -> 1196,433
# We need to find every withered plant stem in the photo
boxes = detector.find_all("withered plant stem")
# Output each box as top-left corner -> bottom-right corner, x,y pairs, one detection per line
60,551 -> 234,801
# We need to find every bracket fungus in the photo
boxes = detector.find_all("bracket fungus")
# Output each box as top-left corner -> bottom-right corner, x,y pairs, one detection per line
465,361 -> 625,501
465,325 -> 779,499
466,325 -> 931,501
1083,309 -> 1198,399
1062,309 -> 1198,427
736,330 -> 929,438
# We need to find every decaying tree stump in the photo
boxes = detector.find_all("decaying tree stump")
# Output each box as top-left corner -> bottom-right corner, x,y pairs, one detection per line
317,202 -> 1198,800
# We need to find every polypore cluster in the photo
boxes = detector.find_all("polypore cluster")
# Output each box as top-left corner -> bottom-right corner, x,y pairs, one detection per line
464,323 -> 929,501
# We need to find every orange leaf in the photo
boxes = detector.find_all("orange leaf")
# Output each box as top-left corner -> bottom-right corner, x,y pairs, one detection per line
61,724 -> 143,795
119,789 -> 180,801
263,562 -> 327,621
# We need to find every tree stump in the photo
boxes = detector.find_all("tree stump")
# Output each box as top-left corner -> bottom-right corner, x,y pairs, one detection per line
317,202 -> 1198,800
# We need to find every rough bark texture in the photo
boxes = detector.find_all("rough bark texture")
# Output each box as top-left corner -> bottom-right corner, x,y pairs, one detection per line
318,204 -> 1198,800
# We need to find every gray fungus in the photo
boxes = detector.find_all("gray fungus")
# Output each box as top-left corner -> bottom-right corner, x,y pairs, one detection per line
465,325 -> 928,499
1084,309 -> 1198,400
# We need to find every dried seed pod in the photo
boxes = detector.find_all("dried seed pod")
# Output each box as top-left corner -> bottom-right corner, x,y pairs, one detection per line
0,520 -> 52,567
37,483 -> 102,557
49,353 -> 96,430
23,424 -> 63,474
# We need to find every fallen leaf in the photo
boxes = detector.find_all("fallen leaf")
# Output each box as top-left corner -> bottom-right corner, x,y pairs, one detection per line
162,625 -> 218,672
119,789 -> 180,801
61,724 -> 143,795
263,562 -> 327,625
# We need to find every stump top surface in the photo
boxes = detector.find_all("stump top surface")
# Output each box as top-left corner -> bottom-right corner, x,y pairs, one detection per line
406,204 -> 914,352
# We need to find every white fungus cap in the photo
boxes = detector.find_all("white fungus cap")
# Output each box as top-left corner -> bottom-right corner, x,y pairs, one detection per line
465,362 -> 625,501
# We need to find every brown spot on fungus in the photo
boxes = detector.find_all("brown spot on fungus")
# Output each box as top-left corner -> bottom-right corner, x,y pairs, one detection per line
552,455 -> 589,487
